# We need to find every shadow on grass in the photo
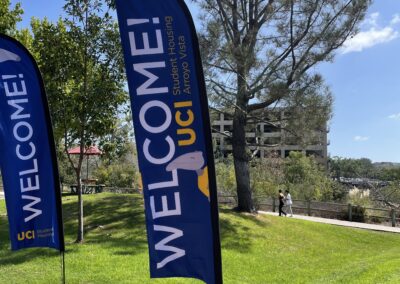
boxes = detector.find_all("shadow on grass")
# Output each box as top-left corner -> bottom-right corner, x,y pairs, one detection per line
0,215 -> 10,251
62,194 -> 148,256
0,215 -> 60,266
219,208 -> 268,253
0,194 -> 271,266
0,194 -> 148,266
0,248 -> 58,267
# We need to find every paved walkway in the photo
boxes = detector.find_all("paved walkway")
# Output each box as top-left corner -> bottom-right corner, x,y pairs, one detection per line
0,191 -> 4,199
259,211 -> 400,234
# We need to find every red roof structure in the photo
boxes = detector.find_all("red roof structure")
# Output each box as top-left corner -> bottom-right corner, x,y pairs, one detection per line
68,146 -> 102,156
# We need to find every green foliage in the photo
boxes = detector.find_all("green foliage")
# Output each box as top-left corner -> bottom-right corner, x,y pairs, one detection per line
377,167 -> 400,181
27,0 -> 128,241
30,18 -> 74,144
57,147 -> 76,186
94,141 -> 138,188
99,116 -> 134,166
330,157 -> 375,179
330,158 -> 400,209
0,0 -> 23,35
250,153 -> 284,208
351,205 -> 367,222
198,0 -> 371,211
373,181 -> 400,208
331,180 -> 348,202
30,1 -> 127,153
14,28 -> 33,49
215,156 -> 236,196
216,151 -> 344,205
346,188 -> 372,222
284,151 -> 333,201
95,163 -> 136,188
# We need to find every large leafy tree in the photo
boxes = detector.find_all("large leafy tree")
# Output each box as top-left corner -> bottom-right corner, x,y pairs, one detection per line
0,0 -> 23,185
330,157 -> 375,179
99,116 -> 134,166
0,1 -> 33,53
0,0 -> 23,35
284,151 -> 332,201
30,0 -> 127,242
196,0 -> 371,212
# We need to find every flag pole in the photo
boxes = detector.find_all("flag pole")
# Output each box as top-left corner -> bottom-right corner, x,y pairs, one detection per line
60,251 -> 66,284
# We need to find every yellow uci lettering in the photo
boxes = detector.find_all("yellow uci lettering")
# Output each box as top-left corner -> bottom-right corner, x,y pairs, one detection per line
174,101 -> 192,108
175,100 -> 196,145
177,128 -> 196,146
26,230 -> 35,239
17,230 -> 35,241
17,232 -> 25,241
175,110 -> 194,127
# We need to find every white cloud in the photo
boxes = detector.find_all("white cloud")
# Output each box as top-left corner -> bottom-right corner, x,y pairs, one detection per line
342,27 -> 398,54
341,12 -> 400,54
391,14 -> 400,25
364,12 -> 380,27
388,113 -> 400,120
354,136 -> 369,142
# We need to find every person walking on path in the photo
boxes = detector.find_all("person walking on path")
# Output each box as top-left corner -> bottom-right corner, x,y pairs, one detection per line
278,190 -> 286,216
285,190 -> 293,217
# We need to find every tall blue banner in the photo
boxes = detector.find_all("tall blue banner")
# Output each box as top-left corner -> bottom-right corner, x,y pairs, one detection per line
116,1 -> 222,283
0,34 -> 64,251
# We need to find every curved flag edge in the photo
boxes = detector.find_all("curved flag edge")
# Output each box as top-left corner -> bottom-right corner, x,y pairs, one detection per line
175,1 -> 223,283
0,33 -> 65,252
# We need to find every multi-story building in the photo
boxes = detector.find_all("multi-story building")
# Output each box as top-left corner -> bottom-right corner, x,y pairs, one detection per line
211,109 -> 329,165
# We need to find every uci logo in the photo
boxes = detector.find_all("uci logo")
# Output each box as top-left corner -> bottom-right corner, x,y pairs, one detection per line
17,230 -> 35,241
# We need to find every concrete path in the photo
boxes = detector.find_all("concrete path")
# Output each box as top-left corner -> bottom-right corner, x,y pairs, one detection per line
259,211 -> 400,234
0,191 -> 4,199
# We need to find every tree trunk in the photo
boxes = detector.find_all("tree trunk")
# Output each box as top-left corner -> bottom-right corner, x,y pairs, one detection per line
75,169 -> 84,243
75,2 -> 89,244
232,96 -> 254,212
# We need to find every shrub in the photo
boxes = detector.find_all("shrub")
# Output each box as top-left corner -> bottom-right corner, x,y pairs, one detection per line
351,205 -> 366,222
95,163 -> 137,188
284,151 -> 332,201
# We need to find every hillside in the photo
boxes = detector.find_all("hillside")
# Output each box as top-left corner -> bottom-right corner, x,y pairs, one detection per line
373,162 -> 400,169
1,193 -> 400,283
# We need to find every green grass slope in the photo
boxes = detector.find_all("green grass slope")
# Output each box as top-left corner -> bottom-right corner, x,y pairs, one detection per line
1,193 -> 400,283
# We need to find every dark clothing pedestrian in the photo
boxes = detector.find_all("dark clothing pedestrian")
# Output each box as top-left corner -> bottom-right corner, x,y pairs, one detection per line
279,192 -> 287,216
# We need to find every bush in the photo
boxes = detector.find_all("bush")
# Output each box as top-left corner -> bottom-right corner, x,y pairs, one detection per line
95,163 -> 137,188
250,155 -> 284,209
215,156 -> 237,202
352,205 -> 366,222
338,205 -> 366,222
284,151 -> 333,201
331,181 -> 348,202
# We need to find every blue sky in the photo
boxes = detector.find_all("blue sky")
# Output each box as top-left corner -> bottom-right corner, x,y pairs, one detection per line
10,0 -> 400,162
317,1 -> 400,163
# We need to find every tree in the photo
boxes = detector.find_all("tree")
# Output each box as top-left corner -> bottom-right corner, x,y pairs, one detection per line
368,167 -> 400,209
284,151 -> 332,201
99,115 -> 134,166
215,155 -> 237,195
329,157 -> 375,179
30,0 -> 127,242
250,151 -> 284,208
95,142 -> 138,189
0,0 -> 23,35
95,116 -> 137,189
196,0 -> 371,212
378,167 -> 400,181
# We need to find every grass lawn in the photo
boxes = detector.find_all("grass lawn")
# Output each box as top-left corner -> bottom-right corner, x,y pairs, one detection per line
1,193 -> 400,283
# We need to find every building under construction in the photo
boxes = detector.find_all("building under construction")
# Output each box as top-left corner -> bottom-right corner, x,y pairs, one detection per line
210,109 -> 329,166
